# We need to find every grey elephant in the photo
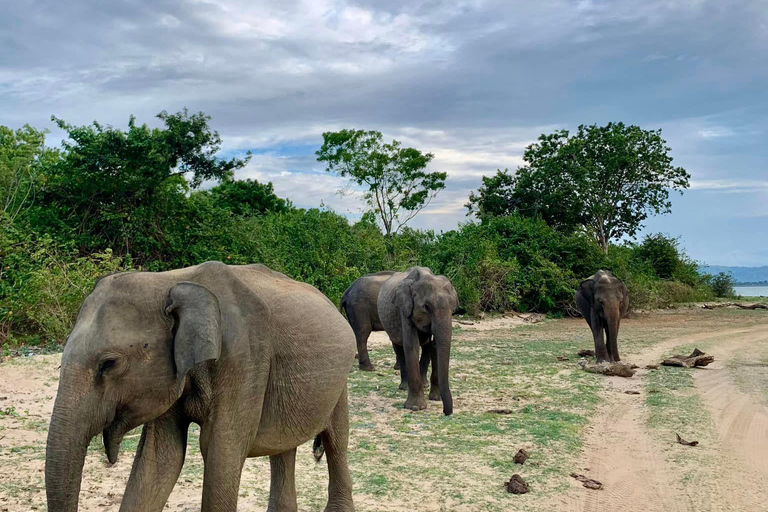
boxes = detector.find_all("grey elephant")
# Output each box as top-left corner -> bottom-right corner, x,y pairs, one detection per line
340,271 -> 395,371
575,270 -> 629,363
45,261 -> 355,512
377,267 -> 458,416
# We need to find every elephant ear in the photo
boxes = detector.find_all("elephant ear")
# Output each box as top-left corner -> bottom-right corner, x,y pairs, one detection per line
165,282 -> 222,383
393,278 -> 415,318
575,278 -> 595,320
619,282 -> 630,317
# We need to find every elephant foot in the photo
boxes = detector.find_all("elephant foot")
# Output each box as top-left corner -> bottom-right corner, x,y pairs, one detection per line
359,362 -> 375,371
404,395 -> 427,411
393,361 -> 401,370
398,380 -> 408,391
428,386 -> 441,401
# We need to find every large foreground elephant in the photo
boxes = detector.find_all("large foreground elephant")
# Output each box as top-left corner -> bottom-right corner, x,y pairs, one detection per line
378,267 -> 458,416
45,261 -> 355,512
575,270 -> 629,363
340,271 -> 395,371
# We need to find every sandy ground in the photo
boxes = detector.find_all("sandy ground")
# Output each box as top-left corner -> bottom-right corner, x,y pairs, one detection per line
1,310 -> 767,511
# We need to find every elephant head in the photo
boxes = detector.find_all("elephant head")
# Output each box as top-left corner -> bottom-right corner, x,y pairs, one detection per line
45,274 -> 221,512
393,267 -> 458,415
576,270 -> 628,362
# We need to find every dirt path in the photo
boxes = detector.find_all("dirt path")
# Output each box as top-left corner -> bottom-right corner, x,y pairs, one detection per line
559,324 -> 768,512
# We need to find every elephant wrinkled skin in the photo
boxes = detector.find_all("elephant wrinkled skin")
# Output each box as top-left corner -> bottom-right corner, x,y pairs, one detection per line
45,261 -> 356,512
575,270 -> 629,363
377,267 -> 458,416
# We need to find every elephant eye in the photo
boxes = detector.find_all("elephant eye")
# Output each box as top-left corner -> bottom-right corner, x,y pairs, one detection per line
424,303 -> 432,312
98,358 -> 118,377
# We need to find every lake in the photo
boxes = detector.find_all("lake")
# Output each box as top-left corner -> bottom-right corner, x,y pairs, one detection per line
734,286 -> 768,297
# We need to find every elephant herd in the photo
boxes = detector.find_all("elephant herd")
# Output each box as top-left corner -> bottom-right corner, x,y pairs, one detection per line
44,261 -> 626,511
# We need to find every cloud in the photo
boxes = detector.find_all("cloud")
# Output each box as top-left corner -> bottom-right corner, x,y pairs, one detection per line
1,0 -> 767,263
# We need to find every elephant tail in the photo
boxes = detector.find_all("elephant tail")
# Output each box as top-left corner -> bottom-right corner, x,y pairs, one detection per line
339,294 -> 349,319
312,435 -> 325,462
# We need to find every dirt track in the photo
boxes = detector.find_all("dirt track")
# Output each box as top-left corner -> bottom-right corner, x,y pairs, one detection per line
559,324 -> 768,512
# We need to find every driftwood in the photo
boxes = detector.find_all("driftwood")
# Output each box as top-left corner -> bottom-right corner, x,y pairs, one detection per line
571,473 -> 603,490
676,433 -> 699,447
625,390 -> 641,395
455,320 -> 475,326
577,349 -> 596,357
702,302 -> 768,310
514,449 -> 530,465
504,474 -> 529,494
662,348 -> 714,368
578,360 -> 636,378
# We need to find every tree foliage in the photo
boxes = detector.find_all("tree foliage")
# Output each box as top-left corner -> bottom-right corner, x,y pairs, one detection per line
0,125 -> 59,221
30,109 -> 250,261
465,168 -> 518,219
197,178 -> 291,216
468,123 -> 690,252
316,129 -> 446,235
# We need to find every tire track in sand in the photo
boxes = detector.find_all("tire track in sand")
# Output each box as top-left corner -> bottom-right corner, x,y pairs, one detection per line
556,324 -> 768,512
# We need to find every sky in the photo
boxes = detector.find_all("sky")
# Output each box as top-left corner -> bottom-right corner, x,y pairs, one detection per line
2,0 -> 767,266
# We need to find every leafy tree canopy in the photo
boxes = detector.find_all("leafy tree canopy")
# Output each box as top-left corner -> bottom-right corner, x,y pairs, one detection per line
316,129 -> 446,235
0,125 -> 59,220
32,109 -> 250,259
200,178 -> 292,216
467,122 -> 690,253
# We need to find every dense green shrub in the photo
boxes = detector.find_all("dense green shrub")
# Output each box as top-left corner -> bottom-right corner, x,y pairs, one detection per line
709,272 -> 736,298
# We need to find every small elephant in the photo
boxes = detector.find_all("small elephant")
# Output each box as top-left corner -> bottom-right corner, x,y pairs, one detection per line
377,267 -> 458,416
575,270 -> 629,363
45,262 -> 355,512
340,271 -> 396,371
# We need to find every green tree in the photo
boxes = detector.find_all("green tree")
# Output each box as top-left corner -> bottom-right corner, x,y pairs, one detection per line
470,123 -> 690,253
0,125 -> 59,221
32,109 -> 249,261
201,178 -> 291,216
465,168 -> 518,219
316,129 -> 446,235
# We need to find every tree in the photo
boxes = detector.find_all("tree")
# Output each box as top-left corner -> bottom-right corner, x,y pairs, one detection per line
316,129 -> 446,235
32,109 -> 250,261
468,123 -> 690,253
202,178 -> 291,216
465,169 -> 518,219
0,125 -> 59,221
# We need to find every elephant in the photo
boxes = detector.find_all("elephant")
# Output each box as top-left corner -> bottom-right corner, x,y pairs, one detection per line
45,261 -> 356,512
340,271 -> 395,371
575,270 -> 629,363
377,267 -> 458,416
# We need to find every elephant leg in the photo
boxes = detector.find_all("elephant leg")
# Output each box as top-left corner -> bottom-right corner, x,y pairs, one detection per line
393,342 -> 408,390
402,320 -> 427,411
120,409 -> 189,512
319,388 -> 355,512
268,448 -> 298,512
200,428 -> 248,512
428,345 -> 440,401
356,323 -> 374,371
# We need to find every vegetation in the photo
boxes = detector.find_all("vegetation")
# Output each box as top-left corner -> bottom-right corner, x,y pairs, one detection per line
0,112 -> 718,347
316,129 -> 446,236
466,123 -> 691,253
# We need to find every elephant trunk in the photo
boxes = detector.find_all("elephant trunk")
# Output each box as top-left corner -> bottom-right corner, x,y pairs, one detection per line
433,315 -> 453,416
605,305 -> 621,361
46,373 -> 101,512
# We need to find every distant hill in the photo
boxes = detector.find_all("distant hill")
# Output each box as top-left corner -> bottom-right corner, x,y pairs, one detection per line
699,265 -> 768,284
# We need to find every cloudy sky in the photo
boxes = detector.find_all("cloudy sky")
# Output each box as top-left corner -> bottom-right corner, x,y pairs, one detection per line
2,0 -> 767,265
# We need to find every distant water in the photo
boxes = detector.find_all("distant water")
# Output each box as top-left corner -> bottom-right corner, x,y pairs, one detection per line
734,286 -> 768,297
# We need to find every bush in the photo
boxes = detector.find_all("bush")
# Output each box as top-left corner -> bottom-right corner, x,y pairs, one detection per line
709,272 -> 736,298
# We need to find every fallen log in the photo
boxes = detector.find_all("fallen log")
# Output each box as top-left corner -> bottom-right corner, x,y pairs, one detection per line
662,348 -> 714,368
676,433 -> 698,447
578,360 -> 636,378
571,473 -> 603,490
702,302 -> 768,310
577,349 -> 595,357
